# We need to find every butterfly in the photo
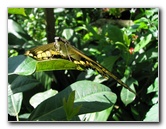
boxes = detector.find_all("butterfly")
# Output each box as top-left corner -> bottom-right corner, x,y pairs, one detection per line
25,37 -> 136,95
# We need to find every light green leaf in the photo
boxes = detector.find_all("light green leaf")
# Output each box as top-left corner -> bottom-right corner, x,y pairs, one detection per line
36,59 -> 84,72
8,92 -> 23,117
147,77 -> 158,94
28,80 -> 117,121
134,34 -> 152,52
8,8 -> 26,16
120,77 -> 137,106
62,29 -> 74,40
143,103 -> 159,122
79,106 -> 113,121
8,55 -> 36,76
8,55 -> 84,76
30,89 -> 58,108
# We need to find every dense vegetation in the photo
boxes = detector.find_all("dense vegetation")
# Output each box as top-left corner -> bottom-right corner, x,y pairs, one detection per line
8,8 -> 158,121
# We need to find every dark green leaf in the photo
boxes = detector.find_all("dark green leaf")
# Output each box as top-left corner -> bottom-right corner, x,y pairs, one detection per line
8,55 -> 36,76
107,25 -> 123,43
8,75 -> 40,96
100,56 -> 119,71
28,80 -> 117,121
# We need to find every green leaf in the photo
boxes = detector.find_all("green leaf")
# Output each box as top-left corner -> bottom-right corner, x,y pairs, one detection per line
8,8 -> 26,16
134,34 -> 152,52
8,55 -> 84,76
135,47 -> 158,63
100,56 -> 119,71
63,91 -> 82,121
62,29 -> 74,40
30,89 -> 58,108
19,113 -> 31,121
8,75 -> 40,96
107,25 -> 123,43
79,106 -> 113,121
8,55 -> 37,76
28,80 -> 117,121
85,24 -> 100,39
123,33 -> 131,47
36,59 -> 84,72
147,77 -> 158,104
33,71 -> 54,90
143,103 -> 159,122
147,77 -> 158,94
8,92 -> 23,117
120,78 -> 137,106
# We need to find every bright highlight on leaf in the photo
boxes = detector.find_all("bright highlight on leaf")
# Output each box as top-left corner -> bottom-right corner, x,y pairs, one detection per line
8,8 -> 26,16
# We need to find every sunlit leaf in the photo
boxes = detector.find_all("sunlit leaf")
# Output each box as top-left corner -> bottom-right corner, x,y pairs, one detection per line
30,89 -> 58,108
8,8 -> 26,16
79,106 -> 113,121
8,55 -> 36,76
28,80 -> 117,121
36,59 -> 84,72
134,34 -> 152,52
8,92 -> 23,116
143,103 -> 159,122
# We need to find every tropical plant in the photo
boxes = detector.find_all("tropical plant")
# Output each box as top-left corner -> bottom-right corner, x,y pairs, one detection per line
8,8 -> 158,121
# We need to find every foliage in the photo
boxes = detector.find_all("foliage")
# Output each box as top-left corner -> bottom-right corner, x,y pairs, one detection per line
8,8 -> 158,121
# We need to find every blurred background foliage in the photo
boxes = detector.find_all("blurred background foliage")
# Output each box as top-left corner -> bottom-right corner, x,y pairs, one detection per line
8,8 -> 158,121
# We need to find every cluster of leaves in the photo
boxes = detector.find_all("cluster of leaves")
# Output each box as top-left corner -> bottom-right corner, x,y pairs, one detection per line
8,8 -> 158,121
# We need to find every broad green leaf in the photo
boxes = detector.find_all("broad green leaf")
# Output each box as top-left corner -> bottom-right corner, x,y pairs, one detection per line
143,103 -> 159,122
8,19 -> 28,49
28,80 -> 117,121
79,106 -> 113,121
8,92 -> 23,117
36,59 -> 84,72
8,75 -> 40,96
62,29 -> 74,40
8,55 -> 36,76
107,25 -> 123,43
8,55 -> 84,76
100,56 -> 119,72
147,77 -> 158,94
19,113 -> 31,121
120,77 -> 137,106
8,8 -> 26,16
147,77 -> 158,104
30,89 -> 58,108
134,34 -> 152,52
135,47 -> 158,63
